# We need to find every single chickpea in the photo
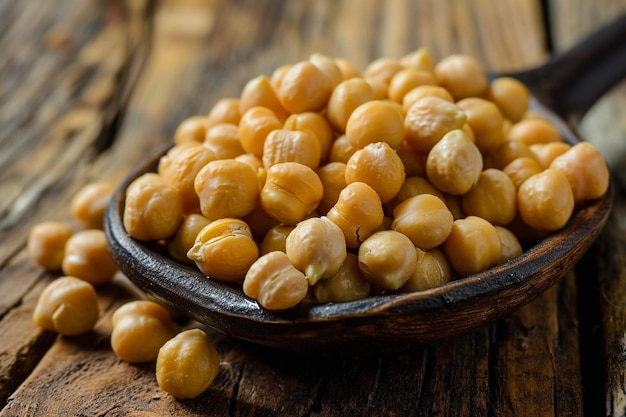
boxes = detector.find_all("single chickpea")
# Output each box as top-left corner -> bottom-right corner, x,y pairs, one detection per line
392,194 -> 454,250
517,168 -> 575,231
262,129 -> 321,170
260,162 -> 323,225
461,168 -> 517,226
111,300 -> 180,363
365,77 -> 389,100
62,229 -> 117,285
503,157 -> 543,189
402,85 -> 454,113
385,176 -> 445,215
426,129 -> 483,195
33,276 -> 100,336
550,142 -> 610,203
313,253 -> 372,302
277,60 -> 334,113
157,144 -> 217,214
285,216 -> 347,285
344,142 -> 406,204
404,96 -> 467,153
156,329 -> 220,399
187,218 -> 259,282
167,214 -> 211,265
495,226 -> 523,264
269,64 -> 292,91
484,139 -> 537,170
309,52 -> 344,88
335,57 -> 362,80
326,181 -> 384,249
239,75 -> 289,122
243,251 -> 309,310
328,134 -> 357,164
395,140 -> 428,178
400,48 -> 436,73
357,230 -> 418,290
401,248 -> 452,292
388,68 -> 438,103
443,216 -> 502,277
529,142 -> 571,169
238,106 -> 283,157
194,159 -> 260,220
234,153 -> 267,189
326,78 -> 374,133
259,224 -> 295,255
283,112 -> 335,164
456,97 -> 505,153
434,54 -> 488,100
486,77 -> 530,122
362,57 -> 404,86
345,100 -> 406,150
206,98 -> 241,127
70,181 -> 116,230
241,203 -> 282,240
506,118 -> 562,146
316,162 -> 347,215
28,221 -> 74,271
174,116 -> 210,145
203,123 -> 245,160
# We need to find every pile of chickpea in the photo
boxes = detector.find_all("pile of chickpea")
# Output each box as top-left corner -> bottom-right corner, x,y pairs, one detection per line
123,49 -> 609,311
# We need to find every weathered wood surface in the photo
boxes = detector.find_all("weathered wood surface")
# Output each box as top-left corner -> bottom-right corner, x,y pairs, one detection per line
1,0 -> 625,416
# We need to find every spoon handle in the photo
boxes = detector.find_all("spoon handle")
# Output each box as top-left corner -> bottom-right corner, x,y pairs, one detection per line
507,13 -> 626,123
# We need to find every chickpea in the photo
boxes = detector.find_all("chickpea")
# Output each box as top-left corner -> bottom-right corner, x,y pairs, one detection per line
365,77 -> 389,100
316,162 -> 347,215
385,176 -> 445,215
33,276 -> 100,336
123,173 -> 183,241
187,218 -> 259,283
167,214 -> 211,265
402,85 -> 454,113
392,194 -> 454,250
328,134 -> 357,164
434,54 -> 488,100
529,142 -> 571,169
206,98 -> 241,127
241,203 -> 281,240
260,162 -> 323,225
277,60 -> 334,113
203,123 -> 245,160
506,118 -> 562,146
326,78 -> 374,133
174,116 -> 210,145
443,216 -> 502,277
363,57 -> 404,86
239,75 -> 288,122
234,153 -> 267,189
357,230 -> 418,290
495,226 -> 523,263
285,216 -> 347,285
335,57 -> 362,80
313,253 -> 371,302
400,48 -> 435,73
550,142 -> 609,203
345,142 -> 406,204
269,64 -> 292,91
309,52 -> 344,88
388,68 -> 438,103
395,140 -> 427,178
62,229 -> 118,285
345,100 -> 405,150
404,96 -> 467,153
70,181 -> 116,230
28,221 -> 74,271
111,300 -> 180,363
484,139 -> 537,170
517,168 -> 575,232
284,112 -> 335,164
486,77 -> 530,122
262,129 -> 321,170
156,329 -> 220,399
401,248 -> 452,292
238,106 -> 283,157
456,97 -> 504,153
426,129 -> 483,195
194,159 -> 260,220
259,224 -> 295,255
461,168 -> 517,226
243,251 -> 309,310
503,157 -> 543,189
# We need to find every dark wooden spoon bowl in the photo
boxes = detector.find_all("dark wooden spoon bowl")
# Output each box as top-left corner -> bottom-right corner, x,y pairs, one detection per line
105,14 -> 624,353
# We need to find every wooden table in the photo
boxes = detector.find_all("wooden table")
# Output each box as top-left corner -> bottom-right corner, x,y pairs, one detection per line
2,0 -> 626,415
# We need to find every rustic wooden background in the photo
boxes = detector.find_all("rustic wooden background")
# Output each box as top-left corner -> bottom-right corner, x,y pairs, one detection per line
1,0 -> 626,415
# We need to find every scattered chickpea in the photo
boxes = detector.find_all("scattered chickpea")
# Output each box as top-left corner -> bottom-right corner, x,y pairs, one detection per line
28,221 -> 74,271
70,181 -> 116,230
62,229 -> 118,285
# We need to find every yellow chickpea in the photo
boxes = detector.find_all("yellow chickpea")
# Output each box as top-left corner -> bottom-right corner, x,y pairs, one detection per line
456,97 -> 505,153
313,253 -> 371,302
111,300 -> 180,363
206,98 -> 241,127
316,162 -> 347,215
392,194 -> 454,250
495,226 -> 523,264
234,153 -> 267,189
259,224 -> 295,255
328,134 -> 357,164
335,57 -> 362,80
401,248 -> 452,292
277,60 -> 334,113
156,329 -> 220,399
345,142 -> 406,204
550,142 -> 610,203
262,129 -> 321,170
309,52 -> 344,88
194,159 -> 260,220
326,181 -> 384,248
529,142 -> 571,169
187,218 -> 259,282
506,118 -> 563,146
363,57 -> 404,86
238,106 -> 283,157
345,100 -> 406,150
260,162 -> 323,225
461,169 -> 517,226
443,216 -> 502,277
385,176 -> 445,215
174,116 -> 210,145
388,68 -> 438,103
239,75 -> 289,122
395,140 -> 428,178
404,96 -> 467,153
503,157 -> 543,189
167,214 -> 211,265
62,229 -> 118,285
33,276 -> 100,336
357,230 -> 418,290
284,112 -> 335,164
243,251 -> 309,310
326,78 -> 374,133
434,54 -> 488,100
70,181 -> 116,230
400,48 -> 436,73
28,221 -> 74,271
402,85 -> 454,113
365,77 -> 390,100
426,129 -> 483,195
486,77 -> 530,122
484,139 -> 537,170
269,64 -> 292,91
203,123 -> 245,160
517,168 -> 575,231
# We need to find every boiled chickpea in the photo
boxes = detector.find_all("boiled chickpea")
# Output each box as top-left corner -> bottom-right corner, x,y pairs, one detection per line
239,75 -> 288,122
362,57 -> 404,86
506,118 -> 562,146
434,54 -> 488,100
387,68 -> 437,103
461,169 -> 517,226
385,176 -> 445,215
206,98 -> 241,127
309,52 -> 344,88
328,134 -> 357,164
346,100 -> 405,149
174,116 -> 210,145
443,216 -> 502,277
529,142 -> 571,169
401,248 -> 452,292
400,48 -> 435,73
316,162 -> 347,215
203,123 -> 245,160
62,229 -> 118,285
167,214 -> 211,265
277,60 -> 334,113
313,253 -> 371,302
259,224 -> 295,255
495,226 -> 523,263
238,106 -> 283,157
402,85 -> 454,113
358,230 -> 418,290
484,139 -> 537,170
487,77 -> 530,122
262,129 -> 321,170
284,112 -> 335,164
503,157 -> 543,189
335,57 -> 362,80
392,194 -> 454,250
404,96 -> 467,153
456,97 -> 504,153
70,181 -> 116,230
326,78 -> 374,132
395,140 -> 427,178
28,221 -> 74,271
